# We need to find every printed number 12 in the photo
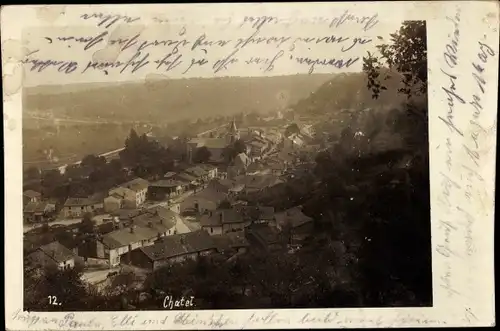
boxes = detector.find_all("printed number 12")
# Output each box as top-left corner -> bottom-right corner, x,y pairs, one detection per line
48,295 -> 58,305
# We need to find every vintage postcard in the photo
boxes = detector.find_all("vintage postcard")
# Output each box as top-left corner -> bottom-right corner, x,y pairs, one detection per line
2,1 -> 498,329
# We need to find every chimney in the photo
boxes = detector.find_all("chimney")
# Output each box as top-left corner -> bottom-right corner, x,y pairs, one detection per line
130,225 -> 135,233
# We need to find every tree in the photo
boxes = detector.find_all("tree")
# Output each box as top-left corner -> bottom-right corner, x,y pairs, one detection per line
40,169 -> 65,201
193,146 -> 211,164
81,154 -> 106,170
78,212 -> 95,234
24,264 -> 89,311
362,20 -> 428,140
363,21 -> 427,99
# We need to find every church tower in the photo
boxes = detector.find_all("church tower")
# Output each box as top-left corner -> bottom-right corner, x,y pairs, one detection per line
227,118 -> 240,144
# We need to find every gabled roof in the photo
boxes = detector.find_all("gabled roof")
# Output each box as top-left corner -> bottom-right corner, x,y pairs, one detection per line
23,190 -> 41,198
176,172 -> 198,183
140,230 -> 216,261
242,175 -> 283,190
121,177 -> 149,192
133,206 -> 177,231
101,226 -> 158,249
151,179 -> 184,188
275,206 -> 313,228
200,209 -> 244,227
37,241 -> 75,263
24,201 -> 50,214
132,212 -> 175,233
247,224 -> 281,245
185,166 -> 207,178
212,232 -> 249,251
64,197 -> 93,207
192,187 -> 227,203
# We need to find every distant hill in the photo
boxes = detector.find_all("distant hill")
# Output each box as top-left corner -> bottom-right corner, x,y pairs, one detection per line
23,74 -> 337,123
291,70 -> 410,116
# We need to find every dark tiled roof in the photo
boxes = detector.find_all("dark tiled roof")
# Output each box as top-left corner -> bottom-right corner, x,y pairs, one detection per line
192,187 -> 227,202
26,250 -> 56,270
132,207 -> 176,233
236,206 -> 275,220
37,241 -> 75,263
275,206 -> 313,228
24,201 -> 42,213
64,197 -> 93,207
140,230 -> 216,261
200,209 -> 243,227
151,179 -> 185,188
176,172 -> 198,183
101,226 -> 158,249
248,224 -> 281,245
185,166 -> 207,178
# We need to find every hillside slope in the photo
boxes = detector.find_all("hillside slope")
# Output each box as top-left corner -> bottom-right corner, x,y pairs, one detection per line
291,70 -> 409,115
23,74 -> 336,123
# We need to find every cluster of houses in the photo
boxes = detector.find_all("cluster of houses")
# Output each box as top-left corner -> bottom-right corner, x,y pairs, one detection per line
25,197 -> 315,276
148,164 -> 218,201
24,115 -> 321,290
23,190 -> 56,223
98,202 -> 313,271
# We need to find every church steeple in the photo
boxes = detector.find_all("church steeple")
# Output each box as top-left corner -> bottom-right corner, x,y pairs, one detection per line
228,118 -> 239,144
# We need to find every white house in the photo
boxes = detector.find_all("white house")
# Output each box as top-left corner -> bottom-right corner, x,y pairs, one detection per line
108,177 -> 148,209
119,177 -> 149,207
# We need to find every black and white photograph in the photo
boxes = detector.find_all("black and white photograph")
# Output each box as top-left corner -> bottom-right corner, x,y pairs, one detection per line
3,2 -> 497,329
